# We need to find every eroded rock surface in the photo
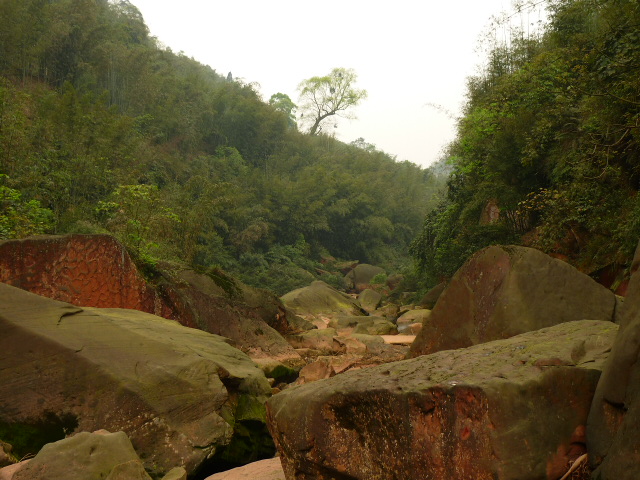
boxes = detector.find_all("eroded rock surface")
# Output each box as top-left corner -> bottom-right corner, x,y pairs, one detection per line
588,242 -> 640,479
0,234 -> 162,312
0,284 -> 273,478
267,321 -> 617,480
409,245 -> 616,357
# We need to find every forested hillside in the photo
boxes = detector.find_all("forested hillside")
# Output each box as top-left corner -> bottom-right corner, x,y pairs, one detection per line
0,0 -> 442,294
412,0 -> 640,288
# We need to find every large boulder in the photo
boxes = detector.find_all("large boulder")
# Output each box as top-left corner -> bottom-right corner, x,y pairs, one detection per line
281,281 -> 365,325
588,242 -> 640,479
409,245 -> 616,357
156,266 -> 305,377
357,289 -> 382,313
0,235 -> 304,378
344,264 -> 385,292
11,431 -> 151,480
0,283 -> 274,478
419,282 -> 446,309
267,320 -> 617,480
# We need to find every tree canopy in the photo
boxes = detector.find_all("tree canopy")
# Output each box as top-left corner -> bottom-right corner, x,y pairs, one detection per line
411,0 -> 640,288
297,68 -> 368,135
269,92 -> 297,129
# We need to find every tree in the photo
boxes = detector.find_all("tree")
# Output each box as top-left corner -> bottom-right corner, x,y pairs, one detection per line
297,67 -> 367,135
269,92 -> 297,129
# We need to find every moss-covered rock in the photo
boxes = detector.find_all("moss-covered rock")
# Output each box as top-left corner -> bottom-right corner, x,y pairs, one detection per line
0,283 -> 273,478
12,431 -> 150,480
267,320 -> 617,480
281,281 -> 365,323
357,289 -> 382,313
344,264 -> 385,292
410,245 -> 616,357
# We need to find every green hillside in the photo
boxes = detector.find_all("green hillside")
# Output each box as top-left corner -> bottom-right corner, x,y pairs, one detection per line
411,0 -> 640,289
0,0 -> 442,294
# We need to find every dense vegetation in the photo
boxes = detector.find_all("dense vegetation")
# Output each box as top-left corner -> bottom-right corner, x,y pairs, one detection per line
411,0 -> 640,288
0,0 -> 442,294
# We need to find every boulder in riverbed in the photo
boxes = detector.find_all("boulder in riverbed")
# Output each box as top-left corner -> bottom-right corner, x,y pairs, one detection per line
344,264 -> 385,292
267,320 -> 617,480
12,431 -> 149,480
204,457 -> 284,480
328,315 -> 397,336
156,265 -> 305,378
409,245 -> 616,357
281,281 -> 365,325
588,241 -> 640,479
0,283 -> 273,478
357,289 -> 382,313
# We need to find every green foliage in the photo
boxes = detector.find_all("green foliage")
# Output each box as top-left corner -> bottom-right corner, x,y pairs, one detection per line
0,413 -> 78,460
203,266 -> 241,298
370,272 -> 388,285
0,175 -> 53,239
269,92 -> 297,129
0,0 -> 438,296
411,0 -> 640,283
97,184 -> 180,265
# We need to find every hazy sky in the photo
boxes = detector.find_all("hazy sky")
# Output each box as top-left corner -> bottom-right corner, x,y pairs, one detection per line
129,0 -> 525,168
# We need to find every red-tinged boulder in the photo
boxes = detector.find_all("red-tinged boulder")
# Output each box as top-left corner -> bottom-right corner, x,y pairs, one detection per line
0,283 -> 274,478
0,235 -> 304,378
409,245 -> 616,357
587,242 -> 640,479
204,457 -> 284,480
0,234 -> 165,314
267,320 -> 617,480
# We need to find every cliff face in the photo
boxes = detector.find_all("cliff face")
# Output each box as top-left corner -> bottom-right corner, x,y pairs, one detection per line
0,234 -> 168,315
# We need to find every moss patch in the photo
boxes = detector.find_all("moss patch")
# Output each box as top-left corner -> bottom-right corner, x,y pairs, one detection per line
264,364 -> 299,383
202,267 -> 241,298
0,412 -> 78,459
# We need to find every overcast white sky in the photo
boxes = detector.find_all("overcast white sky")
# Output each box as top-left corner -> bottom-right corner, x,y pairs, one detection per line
129,0 -> 527,168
